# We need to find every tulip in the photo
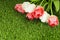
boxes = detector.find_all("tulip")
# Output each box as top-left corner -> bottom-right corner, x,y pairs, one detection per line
26,12 -> 34,20
14,4 -> 25,14
47,15 -> 59,27
32,6 -> 44,19
39,11 -> 50,23
22,2 -> 36,13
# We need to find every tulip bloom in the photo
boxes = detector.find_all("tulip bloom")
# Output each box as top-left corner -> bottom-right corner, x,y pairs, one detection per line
47,15 -> 59,27
14,4 -> 25,14
22,2 -> 36,13
32,6 -> 44,19
39,11 -> 50,23
26,12 -> 34,20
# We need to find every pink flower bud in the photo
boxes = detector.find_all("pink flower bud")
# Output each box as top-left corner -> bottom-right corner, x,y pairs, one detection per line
32,6 -> 44,19
47,15 -> 59,27
14,4 -> 25,14
26,12 -> 34,20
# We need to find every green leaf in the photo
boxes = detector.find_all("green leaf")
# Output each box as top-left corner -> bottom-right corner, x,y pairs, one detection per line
54,1 -> 59,12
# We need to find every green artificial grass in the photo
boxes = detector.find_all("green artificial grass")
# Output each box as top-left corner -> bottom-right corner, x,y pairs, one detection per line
0,0 -> 60,40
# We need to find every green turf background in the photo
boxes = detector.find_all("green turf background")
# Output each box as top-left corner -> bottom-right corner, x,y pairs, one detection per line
0,0 -> 60,40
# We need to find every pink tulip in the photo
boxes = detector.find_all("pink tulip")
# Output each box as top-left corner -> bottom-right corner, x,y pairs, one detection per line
26,12 -> 34,20
14,4 -> 25,14
47,15 -> 59,27
32,6 -> 44,19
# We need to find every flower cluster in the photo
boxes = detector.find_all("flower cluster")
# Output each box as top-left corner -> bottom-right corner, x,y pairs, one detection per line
14,2 -> 59,27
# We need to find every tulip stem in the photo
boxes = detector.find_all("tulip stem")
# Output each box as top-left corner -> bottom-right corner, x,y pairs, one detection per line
40,0 -> 44,6
51,0 -> 53,15
46,5 -> 49,12
43,3 -> 48,8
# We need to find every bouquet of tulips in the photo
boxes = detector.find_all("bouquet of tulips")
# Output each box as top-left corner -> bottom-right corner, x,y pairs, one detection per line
14,2 -> 59,27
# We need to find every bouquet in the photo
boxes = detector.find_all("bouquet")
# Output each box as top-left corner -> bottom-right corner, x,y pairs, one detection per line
14,1 -> 59,27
